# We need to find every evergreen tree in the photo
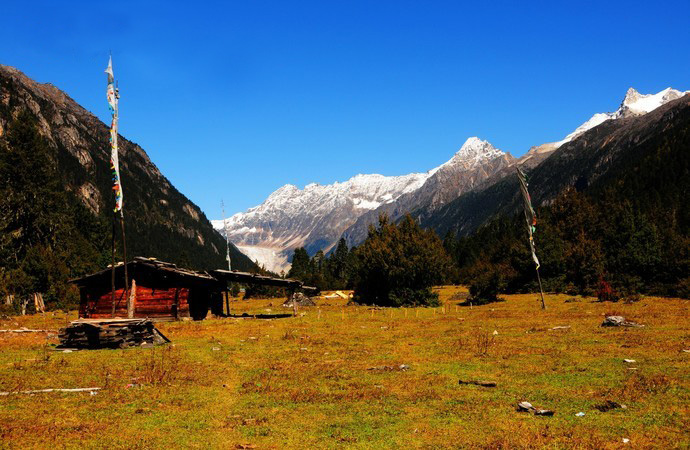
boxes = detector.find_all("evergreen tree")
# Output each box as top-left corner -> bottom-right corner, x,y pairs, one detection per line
352,214 -> 452,306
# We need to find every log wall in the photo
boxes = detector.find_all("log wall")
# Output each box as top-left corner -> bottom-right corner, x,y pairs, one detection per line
79,285 -> 190,319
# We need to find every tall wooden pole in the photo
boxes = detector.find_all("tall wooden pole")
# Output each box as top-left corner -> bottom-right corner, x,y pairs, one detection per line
111,212 -> 116,317
120,213 -> 129,292
536,267 -> 546,310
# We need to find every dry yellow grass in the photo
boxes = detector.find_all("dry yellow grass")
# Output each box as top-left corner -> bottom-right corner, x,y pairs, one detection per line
0,287 -> 688,449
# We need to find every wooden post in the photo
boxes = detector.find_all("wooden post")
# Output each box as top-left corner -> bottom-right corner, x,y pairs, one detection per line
224,290 -> 230,316
119,214 -> 129,297
127,279 -> 136,318
173,287 -> 180,320
33,293 -> 45,314
536,267 -> 546,310
111,213 -> 116,317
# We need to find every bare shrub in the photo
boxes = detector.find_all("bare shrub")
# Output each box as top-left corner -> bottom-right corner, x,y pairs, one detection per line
139,345 -> 181,385
472,329 -> 495,356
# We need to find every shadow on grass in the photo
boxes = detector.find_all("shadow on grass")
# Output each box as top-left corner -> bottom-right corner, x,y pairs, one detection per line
223,313 -> 293,319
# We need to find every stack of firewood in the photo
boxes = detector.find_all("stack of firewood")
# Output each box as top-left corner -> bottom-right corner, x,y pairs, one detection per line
58,319 -> 169,349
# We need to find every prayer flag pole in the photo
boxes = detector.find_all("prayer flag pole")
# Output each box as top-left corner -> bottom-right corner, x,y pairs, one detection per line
106,55 -> 129,316
517,167 -> 546,310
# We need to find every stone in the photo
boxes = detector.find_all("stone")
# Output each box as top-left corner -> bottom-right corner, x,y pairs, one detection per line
601,316 -> 643,327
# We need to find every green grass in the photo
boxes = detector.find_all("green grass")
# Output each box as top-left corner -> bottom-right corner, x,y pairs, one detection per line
0,287 -> 688,448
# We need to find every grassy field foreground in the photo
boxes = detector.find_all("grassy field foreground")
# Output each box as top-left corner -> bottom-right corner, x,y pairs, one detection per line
0,287 -> 688,449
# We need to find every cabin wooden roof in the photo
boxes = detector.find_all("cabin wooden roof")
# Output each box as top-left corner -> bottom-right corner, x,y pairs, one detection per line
69,257 -> 219,288
70,257 -> 317,292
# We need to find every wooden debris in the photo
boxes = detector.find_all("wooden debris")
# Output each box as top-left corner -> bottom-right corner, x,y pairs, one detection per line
367,364 -> 411,372
458,379 -> 497,387
0,328 -> 51,333
0,387 -> 101,396
58,318 -> 170,349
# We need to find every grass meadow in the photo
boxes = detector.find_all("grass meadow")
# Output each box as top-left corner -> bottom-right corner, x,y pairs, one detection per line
0,286 -> 688,449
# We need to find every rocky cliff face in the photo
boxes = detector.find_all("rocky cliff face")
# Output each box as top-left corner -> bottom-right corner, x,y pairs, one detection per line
0,64 -> 254,271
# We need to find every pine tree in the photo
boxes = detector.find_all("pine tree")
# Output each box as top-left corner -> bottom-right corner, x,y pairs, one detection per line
352,214 -> 452,306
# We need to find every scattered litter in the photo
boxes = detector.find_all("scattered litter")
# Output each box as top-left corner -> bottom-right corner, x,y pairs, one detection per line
236,443 -> 257,449
623,359 -> 636,363
492,330 -> 499,335
62,349 -> 73,353
399,364 -> 410,371
575,412 -> 585,417
212,347 -> 220,351
0,387 -> 101,396
601,316 -> 644,328
682,349 -> 690,353
459,379 -> 497,387
622,438 -> 630,444
550,326 -> 571,330
300,348 -> 308,351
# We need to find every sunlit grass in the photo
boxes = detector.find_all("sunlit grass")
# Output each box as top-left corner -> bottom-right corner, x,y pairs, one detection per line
0,287 -> 688,448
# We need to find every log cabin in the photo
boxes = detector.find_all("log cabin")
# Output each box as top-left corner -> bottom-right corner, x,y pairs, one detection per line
70,257 -> 319,321
71,257 -> 224,321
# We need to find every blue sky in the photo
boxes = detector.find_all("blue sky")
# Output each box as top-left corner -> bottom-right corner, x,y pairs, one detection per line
1,1 -> 689,217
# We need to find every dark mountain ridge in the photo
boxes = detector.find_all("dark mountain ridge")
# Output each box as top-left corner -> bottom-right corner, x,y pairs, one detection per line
0,64 -> 254,271
422,93 -> 690,238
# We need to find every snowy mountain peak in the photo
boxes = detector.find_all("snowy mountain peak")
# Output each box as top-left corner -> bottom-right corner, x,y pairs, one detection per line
553,86 -> 688,148
435,137 -> 504,170
620,87 -> 688,117
623,87 -> 641,105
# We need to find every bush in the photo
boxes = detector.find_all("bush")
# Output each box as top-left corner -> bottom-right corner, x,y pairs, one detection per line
468,264 -> 506,305
674,277 -> 690,299
596,276 -> 620,302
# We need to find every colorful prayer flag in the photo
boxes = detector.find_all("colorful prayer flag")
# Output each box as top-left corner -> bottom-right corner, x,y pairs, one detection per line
517,166 -> 539,269
105,56 -> 123,213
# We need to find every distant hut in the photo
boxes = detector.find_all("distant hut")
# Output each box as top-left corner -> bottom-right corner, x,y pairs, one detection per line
70,257 -> 224,321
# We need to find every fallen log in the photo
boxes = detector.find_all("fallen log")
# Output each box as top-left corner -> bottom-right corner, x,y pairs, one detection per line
0,387 -> 101,396
0,329 -> 51,333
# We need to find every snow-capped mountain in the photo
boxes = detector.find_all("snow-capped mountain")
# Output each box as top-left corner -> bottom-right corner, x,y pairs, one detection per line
212,171 -> 432,273
520,87 -> 689,166
213,137 -> 511,272
341,137 -> 515,247
216,86 -> 687,273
